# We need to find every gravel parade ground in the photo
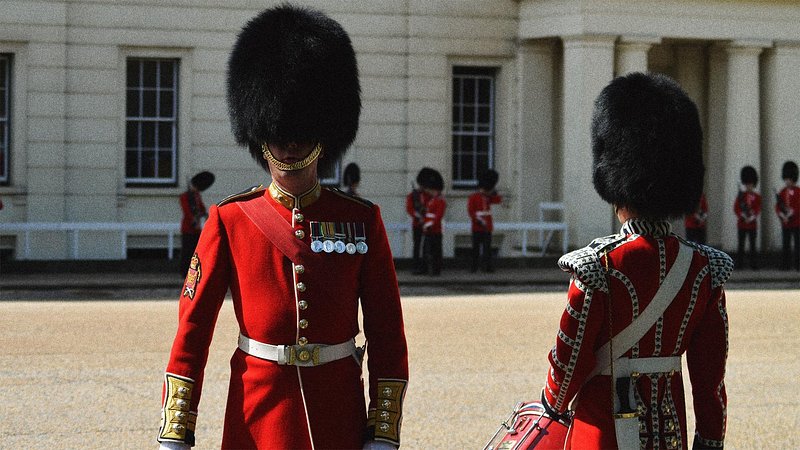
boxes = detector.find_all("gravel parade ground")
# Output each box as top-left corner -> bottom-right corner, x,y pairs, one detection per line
0,288 -> 797,449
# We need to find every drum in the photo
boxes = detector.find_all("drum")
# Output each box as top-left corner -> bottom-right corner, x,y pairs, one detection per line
483,401 -> 571,450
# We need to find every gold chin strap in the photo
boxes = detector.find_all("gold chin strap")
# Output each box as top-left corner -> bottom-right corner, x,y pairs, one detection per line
261,142 -> 322,171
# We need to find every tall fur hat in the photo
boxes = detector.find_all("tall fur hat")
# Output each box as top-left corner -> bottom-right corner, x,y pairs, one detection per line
342,162 -> 361,187
416,167 -> 443,191
227,4 -> 361,171
591,72 -> 704,220
782,161 -> 798,183
740,165 -> 758,186
190,171 -> 215,191
477,169 -> 499,191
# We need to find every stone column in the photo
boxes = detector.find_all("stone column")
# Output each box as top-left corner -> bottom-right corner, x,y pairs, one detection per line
720,40 -> 770,254
561,35 -> 616,247
615,36 -> 660,76
515,39 -> 557,224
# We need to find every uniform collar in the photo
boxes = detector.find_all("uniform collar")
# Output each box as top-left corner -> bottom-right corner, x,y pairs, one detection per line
620,218 -> 672,237
268,181 -> 321,210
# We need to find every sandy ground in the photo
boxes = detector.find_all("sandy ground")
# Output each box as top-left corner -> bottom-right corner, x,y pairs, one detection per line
0,289 -> 797,449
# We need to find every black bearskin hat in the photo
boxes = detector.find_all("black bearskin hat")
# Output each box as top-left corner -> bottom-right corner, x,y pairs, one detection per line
782,161 -> 798,183
342,162 -> 361,187
190,171 -> 215,191
591,72 -> 704,220
740,165 -> 758,186
416,167 -> 443,191
227,4 -> 361,171
477,169 -> 499,191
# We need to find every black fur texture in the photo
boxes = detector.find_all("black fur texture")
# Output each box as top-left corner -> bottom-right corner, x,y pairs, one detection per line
226,4 -> 361,172
782,161 -> 798,183
740,165 -> 758,186
477,169 -> 499,191
591,72 -> 704,220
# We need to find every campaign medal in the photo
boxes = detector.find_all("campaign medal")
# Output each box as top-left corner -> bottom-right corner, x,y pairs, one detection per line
355,222 -> 368,254
310,221 -> 324,253
345,223 -> 357,254
334,222 -> 347,253
322,222 -> 335,253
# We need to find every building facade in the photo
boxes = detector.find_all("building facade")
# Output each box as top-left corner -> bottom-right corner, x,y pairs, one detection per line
1,0 -> 799,260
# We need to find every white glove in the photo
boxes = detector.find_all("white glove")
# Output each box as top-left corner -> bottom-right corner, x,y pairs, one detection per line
363,440 -> 397,450
159,442 -> 190,450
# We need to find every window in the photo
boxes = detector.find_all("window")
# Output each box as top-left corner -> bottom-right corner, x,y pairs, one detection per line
125,58 -> 179,185
451,66 -> 496,188
0,54 -> 10,185
318,158 -> 342,187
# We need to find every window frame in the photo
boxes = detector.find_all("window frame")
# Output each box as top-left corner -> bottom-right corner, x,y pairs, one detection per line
124,57 -> 180,187
0,53 -> 11,185
451,66 -> 497,189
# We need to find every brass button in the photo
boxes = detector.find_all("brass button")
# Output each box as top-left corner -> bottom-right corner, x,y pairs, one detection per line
175,411 -> 186,420
295,265 -> 305,274
299,300 -> 308,310
381,400 -> 392,409
379,423 -> 390,433
298,337 -> 308,346
296,282 -> 306,292
177,386 -> 188,395
171,423 -> 184,432
176,399 -> 188,409
380,411 -> 390,421
298,350 -> 311,362
666,420 -> 675,432
295,229 -> 305,239
382,387 -> 393,396
299,319 -> 309,329
294,213 -> 304,222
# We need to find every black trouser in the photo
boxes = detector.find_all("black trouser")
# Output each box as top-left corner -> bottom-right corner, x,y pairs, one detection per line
422,233 -> 443,275
736,228 -> 758,269
180,233 -> 201,275
685,227 -> 706,245
781,226 -> 800,270
471,231 -> 493,272
412,226 -> 424,272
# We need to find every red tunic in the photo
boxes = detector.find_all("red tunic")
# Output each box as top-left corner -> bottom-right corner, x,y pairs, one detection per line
160,183 -> 408,449
422,194 -> 446,235
179,189 -> 206,235
543,219 -> 732,450
405,189 -> 430,229
683,193 -> 707,230
467,191 -> 502,233
733,190 -> 761,230
775,185 -> 800,228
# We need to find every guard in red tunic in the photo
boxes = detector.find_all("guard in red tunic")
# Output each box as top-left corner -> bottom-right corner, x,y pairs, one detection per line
405,169 -> 431,274
418,169 -> 446,276
540,73 -> 732,450
178,171 -> 214,274
467,169 -> 502,273
775,160 -> 800,271
158,5 -> 408,450
733,166 -> 762,270
683,193 -> 708,244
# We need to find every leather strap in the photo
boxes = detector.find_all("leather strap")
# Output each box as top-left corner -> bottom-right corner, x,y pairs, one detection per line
236,195 -> 321,266
591,243 -> 693,378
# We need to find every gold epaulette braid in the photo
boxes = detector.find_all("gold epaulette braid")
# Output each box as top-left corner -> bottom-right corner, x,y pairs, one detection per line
158,373 -> 197,446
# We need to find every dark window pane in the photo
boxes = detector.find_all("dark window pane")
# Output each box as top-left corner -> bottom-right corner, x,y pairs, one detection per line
159,91 -> 174,117
463,78 -> 475,103
158,122 -> 173,148
0,90 -> 6,117
459,150 -> 473,181
142,60 -> 157,87
478,106 -> 491,125
452,77 -> 461,103
141,121 -> 155,147
125,150 -> 139,178
157,150 -> 173,178
477,136 -> 489,153
126,121 -> 139,147
0,59 -> 6,86
478,78 -> 491,102
126,60 -> 140,88
141,150 -> 156,178
126,89 -> 140,117
452,105 -> 461,130
142,90 -> 156,117
160,62 -> 175,87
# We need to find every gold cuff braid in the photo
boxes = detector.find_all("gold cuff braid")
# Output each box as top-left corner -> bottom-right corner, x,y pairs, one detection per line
261,142 -> 322,171
158,373 -> 197,446
369,379 -> 407,445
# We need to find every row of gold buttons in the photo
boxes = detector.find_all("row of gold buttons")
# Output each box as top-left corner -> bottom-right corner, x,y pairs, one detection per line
293,209 -> 310,347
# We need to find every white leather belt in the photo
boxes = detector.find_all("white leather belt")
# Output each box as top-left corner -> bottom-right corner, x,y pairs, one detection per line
237,333 -> 357,367
600,356 -> 682,376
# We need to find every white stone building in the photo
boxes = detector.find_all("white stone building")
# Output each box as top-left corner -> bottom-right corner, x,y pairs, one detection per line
1,0 -> 799,261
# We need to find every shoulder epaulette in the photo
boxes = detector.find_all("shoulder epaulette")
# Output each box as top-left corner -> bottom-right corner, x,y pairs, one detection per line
326,187 -> 374,208
557,234 -> 627,293
704,245 -> 734,288
217,185 -> 265,207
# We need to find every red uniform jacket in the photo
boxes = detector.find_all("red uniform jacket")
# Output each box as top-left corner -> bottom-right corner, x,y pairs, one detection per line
683,194 -> 708,230
422,194 -> 446,235
180,189 -> 206,235
775,185 -> 800,228
734,190 -> 761,230
160,182 -> 409,449
467,191 -> 502,233
544,219 -> 732,450
405,189 -> 429,230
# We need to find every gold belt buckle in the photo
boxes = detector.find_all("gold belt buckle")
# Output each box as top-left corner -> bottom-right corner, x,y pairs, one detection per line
286,344 -> 321,366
